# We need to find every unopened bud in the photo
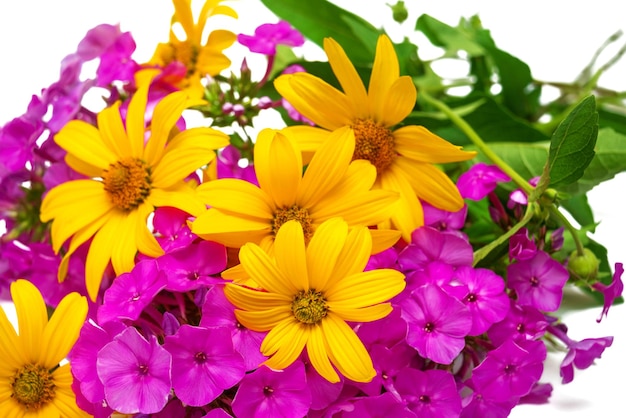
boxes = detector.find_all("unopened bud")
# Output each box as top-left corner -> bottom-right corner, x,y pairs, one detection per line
568,248 -> 600,282
388,1 -> 409,23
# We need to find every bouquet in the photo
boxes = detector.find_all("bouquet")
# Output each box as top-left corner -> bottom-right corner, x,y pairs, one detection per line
0,0 -> 624,417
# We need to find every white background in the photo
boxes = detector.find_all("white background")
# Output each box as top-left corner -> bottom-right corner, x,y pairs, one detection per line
1,1 -> 625,417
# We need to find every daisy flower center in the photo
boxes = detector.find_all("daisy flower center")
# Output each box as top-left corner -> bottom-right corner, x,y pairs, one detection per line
170,41 -> 199,76
352,118 -> 396,173
272,205 -> 313,240
291,289 -> 328,324
102,158 -> 152,211
11,364 -> 55,410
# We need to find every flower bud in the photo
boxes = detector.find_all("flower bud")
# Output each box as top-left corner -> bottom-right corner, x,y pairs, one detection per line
387,1 -> 408,23
568,248 -> 600,282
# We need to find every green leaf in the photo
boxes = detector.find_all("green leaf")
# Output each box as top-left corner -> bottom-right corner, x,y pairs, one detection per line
260,0 -> 380,63
547,95 -> 599,189
560,127 -> 626,195
560,194 -> 596,231
415,14 -> 485,56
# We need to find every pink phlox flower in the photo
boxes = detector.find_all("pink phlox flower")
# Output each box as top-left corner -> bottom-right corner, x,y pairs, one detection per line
403,261 -> 455,298
301,352 -> 344,410
200,286 -> 267,371
460,380 -> 517,418
365,245 -> 399,271
400,284 -> 472,364
487,300 -> 549,346
548,322 -> 614,384
356,308 -> 408,349
397,226 -> 473,274
163,325 -> 245,406
97,258 -> 167,323
152,207 -> 196,252
508,227 -> 537,261
342,392 -> 416,418
238,20 -> 305,55
422,201 -> 468,240
231,362 -> 312,418
456,162 -> 511,201
0,114 -> 44,174
394,368 -> 462,418
507,250 -> 569,312
157,240 -> 228,292
96,327 -> 172,414
592,262 -> 624,322
471,339 -> 546,403
518,382 -> 553,405
217,145 -> 259,185
507,176 -> 540,208
446,266 -> 510,336
352,342 -> 417,397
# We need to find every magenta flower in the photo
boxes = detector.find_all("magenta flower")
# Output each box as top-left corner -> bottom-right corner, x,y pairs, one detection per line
163,325 -> 245,406
394,368 -> 462,417
422,201 -> 468,240
488,300 -> 548,346
152,207 -> 196,253
456,162 -> 510,200
397,226 -> 473,273
217,145 -> 259,185
447,266 -> 510,335
238,20 -> 305,55
471,339 -> 546,402
97,327 -> 172,414
302,353 -> 344,410
592,262 -> 624,322
97,258 -> 167,323
508,227 -> 537,261
507,176 -> 540,208
400,284 -> 472,364
507,250 -> 569,312
343,392 -> 415,417
231,362 -> 312,418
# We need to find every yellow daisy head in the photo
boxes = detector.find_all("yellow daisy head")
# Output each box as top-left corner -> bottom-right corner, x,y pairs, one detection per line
40,81 -> 230,301
150,0 -> 238,97
275,34 -> 477,242
191,126 -> 401,254
0,279 -> 88,416
224,218 -> 406,383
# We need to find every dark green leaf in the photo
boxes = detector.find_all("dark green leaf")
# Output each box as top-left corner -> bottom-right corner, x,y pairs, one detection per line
560,194 -> 596,231
415,14 -> 484,56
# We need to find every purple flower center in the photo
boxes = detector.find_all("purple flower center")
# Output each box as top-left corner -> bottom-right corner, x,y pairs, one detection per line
130,292 -> 141,301
504,364 -> 517,374
419,395 -> 431,404
423,322 -> 435,333
465,293 -> 478,303
194,352 -> 207,364
263,386 -> 274,396
529,276 -> 540,287
516,323 -> 525,333
137,364 -> 149,375
188,271 -> 200,281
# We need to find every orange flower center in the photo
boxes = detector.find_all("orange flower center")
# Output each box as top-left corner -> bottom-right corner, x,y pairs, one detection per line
11,364 -> 55,410
102,158 -> 152,211
272,205 -> 313,241
292,289 -> 328,324
170,41 -> 200,77
352,118 -> 396,173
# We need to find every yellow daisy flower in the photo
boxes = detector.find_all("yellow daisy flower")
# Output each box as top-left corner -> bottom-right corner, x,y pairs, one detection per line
224,218 -> 406,383
275,34 -> 477,242
190,126 -> 401,255
0,279 -> 88,417
150,0 -> 238,97
40,82 -> 230,301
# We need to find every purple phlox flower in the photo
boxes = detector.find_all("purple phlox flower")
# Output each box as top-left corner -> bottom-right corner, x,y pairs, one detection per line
508,227 -> 537,261
97,326 -> 172,414
456,162 -> 511,201
592,262 -> 624,322
97,258 -> 167,324
69,320 -> 127,405
397,226 -> 473,274
96,31 -> 138,86
203,408 -> 234,418
518,382 -> 553,405
200,285 -> 267,371
163,324 -> 245,406
343,392 -> 416,418
356,308 -> 407,349
487,300 -> 548,346
548,322 -> 613,384
507,250 -> 569,312
471,339 -> 546,402
231,362 -> 312,418
217,145 -> 259,185
548,227 -> 565,252
354,342 -> 417,397
422,201 -> 468,240
400,284 -> 472,364
404,261 -> 456,296
460,379 -> 517,418
42,161 -> 87,191
507,176 -> 540,208
152,206 -> 196,253
365,245 -> 399,271
157,240 -> 227,292
162,312 -> 181,337
394,368 -> 461,418
238,20 -> 305,55
301,352 -> 344,410
446,266 -> 510,335
71,376 -> 115,418
0,114 -> 44,174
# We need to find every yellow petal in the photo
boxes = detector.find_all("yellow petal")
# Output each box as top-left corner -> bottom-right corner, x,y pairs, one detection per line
394,157 -> 465,212
234,307 -> 293,331
281,125 -> 330,159
322,314 -> 375,383
172,0 -> 196,40
369,228 -> 402,254
330,303 -> 393,323
41,292 -> 87,368
125,85 -> 149,158
84,212 -> 123,300
97,101 -> 131,159
381,76 -> 416,126
191,208 -> 271,247
135,202 -> 164,258
378,164 -> 424,242
0,301 -> 27,367
394,125 -> 477,163
239,243 -> 298,296
274,73 -> 353,130
297,126 -> 354,209
311,189 -> 399,227
195,178 -> 274,220
11,280 -> 47,364
225,284 -> 291,314
148,187 -> 207,218
324,37 -> 368,118
331,225 -> 372,280
65,153 -> 103,178
306,218 -> 348,292
306,324 -> 339,383
110,210 -> 141,276
261,319 -> 308,370
325,269 -> 405,308
368,35 -> 400,122
51,365 -> 89,418
143,91 -> 191,165
54,120 -> 117,169
274,221 -> 309,291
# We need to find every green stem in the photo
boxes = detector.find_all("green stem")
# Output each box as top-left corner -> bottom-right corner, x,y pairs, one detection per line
547,205 -> 585,256
419,89 -> 534,195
